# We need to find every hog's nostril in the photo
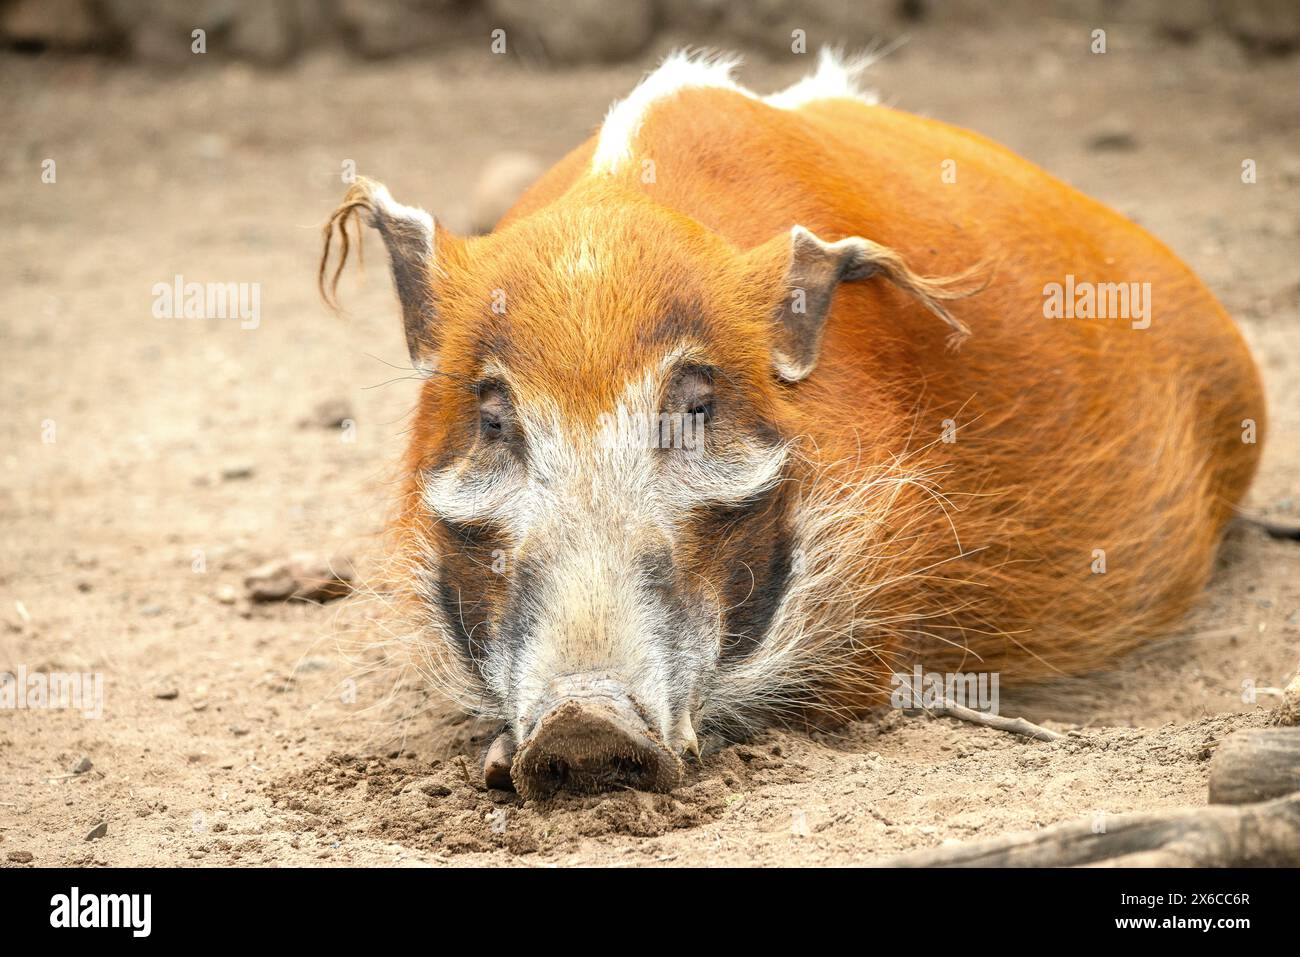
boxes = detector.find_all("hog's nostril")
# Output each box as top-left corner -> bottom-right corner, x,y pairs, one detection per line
613,757 -> 643,776
511,694 -> 683,800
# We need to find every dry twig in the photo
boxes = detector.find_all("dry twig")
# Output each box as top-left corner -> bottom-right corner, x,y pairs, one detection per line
926,697 -> 1065,742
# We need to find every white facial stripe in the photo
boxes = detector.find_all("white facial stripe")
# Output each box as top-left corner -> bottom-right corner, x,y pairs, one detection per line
509,541 -> 678,738
664,435 -> 789,511
422,357 -> 788,528
420,459 -> 526,527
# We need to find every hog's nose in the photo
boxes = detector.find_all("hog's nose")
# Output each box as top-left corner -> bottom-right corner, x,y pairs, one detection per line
511,675 -> 683,800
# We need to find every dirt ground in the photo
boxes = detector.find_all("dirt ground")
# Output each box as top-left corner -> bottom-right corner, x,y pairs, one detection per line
2,21 -> 1298,867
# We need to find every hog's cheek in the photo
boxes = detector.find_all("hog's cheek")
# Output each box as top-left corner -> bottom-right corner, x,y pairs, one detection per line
677,478 -> 798,662
428,517 -> 514,671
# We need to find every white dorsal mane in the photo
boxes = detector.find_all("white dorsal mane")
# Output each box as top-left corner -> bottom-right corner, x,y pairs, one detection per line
591,47 -> 880,175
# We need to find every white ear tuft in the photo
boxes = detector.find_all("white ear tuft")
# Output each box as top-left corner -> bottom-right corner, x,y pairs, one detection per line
320,177 -> 440,364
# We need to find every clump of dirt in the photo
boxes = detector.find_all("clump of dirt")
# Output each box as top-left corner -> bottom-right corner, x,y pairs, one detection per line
267,735 -> 808,857
259,710 -> 1271,864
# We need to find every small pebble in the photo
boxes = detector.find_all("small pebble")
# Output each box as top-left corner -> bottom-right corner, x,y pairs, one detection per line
1087,127 -> 1138,151
85,821 -> 108,841
299,398 -> 353,430
71,756 -> 93,774
244,552 -> 355,603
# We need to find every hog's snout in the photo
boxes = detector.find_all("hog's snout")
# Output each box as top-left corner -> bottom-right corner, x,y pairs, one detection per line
510,674 -> 683,800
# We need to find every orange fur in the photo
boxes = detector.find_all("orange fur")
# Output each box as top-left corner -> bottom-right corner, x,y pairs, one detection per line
323,78 -> 1265,728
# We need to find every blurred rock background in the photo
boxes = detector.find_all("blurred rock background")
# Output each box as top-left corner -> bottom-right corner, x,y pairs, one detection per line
2,0 -> 1297,65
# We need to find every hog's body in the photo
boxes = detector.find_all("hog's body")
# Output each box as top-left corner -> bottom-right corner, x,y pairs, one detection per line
324,52 -> 1264,795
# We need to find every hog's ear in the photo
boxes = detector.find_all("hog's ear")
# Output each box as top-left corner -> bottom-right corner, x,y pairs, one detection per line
320,177 -> 451,369
747,225 -> 975,382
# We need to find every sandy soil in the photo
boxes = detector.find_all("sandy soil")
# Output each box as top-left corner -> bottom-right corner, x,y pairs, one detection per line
2,22 -> 1298,867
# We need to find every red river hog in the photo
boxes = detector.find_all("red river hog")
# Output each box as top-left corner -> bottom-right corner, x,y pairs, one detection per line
321,50 -> 1265,798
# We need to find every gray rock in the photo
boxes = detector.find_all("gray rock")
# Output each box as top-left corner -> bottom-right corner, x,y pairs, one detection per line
103,0 -> 309,65
1087,123 -> 1139,152
0,0 -> 107,50
1220,0 -> 1300,54
338,0 -> 485,58
659,0 -> 728,32
245,552 -> 356,603
717,0 -> 899,58
227,1 -> 298,65
488,0 -> 655,63
103,0 -> 233,66
299,398 -> 354,429
1128,0 -> 1216,41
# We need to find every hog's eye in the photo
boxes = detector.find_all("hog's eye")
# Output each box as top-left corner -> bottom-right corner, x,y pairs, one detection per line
668,365 -> 716,425
476,381 -> 513,441
688,396 -> 715,424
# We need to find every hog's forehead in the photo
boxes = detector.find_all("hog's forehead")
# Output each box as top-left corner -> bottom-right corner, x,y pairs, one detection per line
447,289 -> 718,424
472,209 -> 721,307
496,352 -> 697,465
